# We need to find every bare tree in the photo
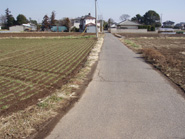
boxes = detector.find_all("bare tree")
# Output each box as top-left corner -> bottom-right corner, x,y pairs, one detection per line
0,14 -> 6,27
108,18 -> 114,27
120,14 -> 130,21
61,17 -> 71,32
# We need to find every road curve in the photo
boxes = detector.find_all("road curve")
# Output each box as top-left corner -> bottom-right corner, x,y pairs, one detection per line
46,33 -> 185,139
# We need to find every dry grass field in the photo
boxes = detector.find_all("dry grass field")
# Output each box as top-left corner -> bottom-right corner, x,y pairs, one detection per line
119,33 -> 185,92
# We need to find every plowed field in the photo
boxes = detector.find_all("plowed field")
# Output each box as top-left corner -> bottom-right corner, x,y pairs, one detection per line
119,33 -> 185,92
0,37 -> 96,115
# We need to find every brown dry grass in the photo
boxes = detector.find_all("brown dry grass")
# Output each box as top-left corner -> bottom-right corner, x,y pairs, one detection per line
120,34 -> 185,92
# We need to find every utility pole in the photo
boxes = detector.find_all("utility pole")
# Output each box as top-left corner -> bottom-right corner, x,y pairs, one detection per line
99,15 -> 104,32
95,0 -> 98,38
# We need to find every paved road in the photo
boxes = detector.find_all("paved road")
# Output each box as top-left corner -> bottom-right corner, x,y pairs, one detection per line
46,33 -> 185,139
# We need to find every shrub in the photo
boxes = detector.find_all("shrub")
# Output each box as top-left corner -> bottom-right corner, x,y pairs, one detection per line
138,25 -> 148,29
71,27 -> 79,32
147,25 -> 151,31
176,31 -> 183,34
142,48 -> 166,64
151,26 -> 155,31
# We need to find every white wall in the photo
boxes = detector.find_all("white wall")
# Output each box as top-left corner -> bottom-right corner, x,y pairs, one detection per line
0,26 -> 1,30
74,23 -> 80,28
87,26 -> 96,33
109,28 -> 148,33
83,19 -> 95,29
9,26 -> 24,32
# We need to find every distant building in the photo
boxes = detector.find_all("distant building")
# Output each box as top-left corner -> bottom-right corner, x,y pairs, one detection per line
79,13 -> 100,33
9,23 -> 37,32
117,20 -> 141,29
174,22 -> 185,30
71,17 -> 81,29
9,25 -> 24,32
163,20 -> 175,28
110,24 -> 117,28
22,23 -> 37,31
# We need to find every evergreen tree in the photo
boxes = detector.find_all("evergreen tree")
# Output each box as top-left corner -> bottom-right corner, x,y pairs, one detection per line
5,8 -> 15,28
16,14 -> 28,25
42,15 -> 50,31
50,11 -> 56,26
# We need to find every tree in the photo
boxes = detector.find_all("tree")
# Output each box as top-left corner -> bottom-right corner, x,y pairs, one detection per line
131,14 -> 143,24
5,8 -> 15,28
42,15 -> 50,31
103,21 -> 108,30
50,11 -> 56,26
120,14 -> 130,21
143,10 -> 161,27
0,14 -> 6,28
108,18 -> 114,27
61,17 -> 71,32
29,18 -> 38,25
16,14 -> 28,25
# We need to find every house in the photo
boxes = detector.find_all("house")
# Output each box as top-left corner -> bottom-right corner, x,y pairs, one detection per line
163,20 -> 175,28
22,23 -> 37,31
117,20 -> 141,29
9,25 -> 24,32
71,17 -> 81,29
0,26 -> 1,30
86,23 -> 97,33
110,23 -> 117,28
79,13 -> 100,33
174,22 -> 185,30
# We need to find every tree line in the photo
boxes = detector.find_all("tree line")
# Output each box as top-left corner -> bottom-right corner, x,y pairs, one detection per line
107,10 -> 161,29
0,8 -> 71,31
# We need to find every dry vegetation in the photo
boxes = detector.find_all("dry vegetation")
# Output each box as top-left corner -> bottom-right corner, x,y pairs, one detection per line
119,33 -> 185,92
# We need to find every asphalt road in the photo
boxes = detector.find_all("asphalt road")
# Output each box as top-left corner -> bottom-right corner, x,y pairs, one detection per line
46,33 -> 185,139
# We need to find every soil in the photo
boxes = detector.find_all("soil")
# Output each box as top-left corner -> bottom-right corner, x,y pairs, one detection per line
119,33 -> 185,93
0,32 -> 95,38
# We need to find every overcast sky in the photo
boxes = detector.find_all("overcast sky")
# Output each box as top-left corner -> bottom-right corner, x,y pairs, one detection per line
0,0 -> 185,24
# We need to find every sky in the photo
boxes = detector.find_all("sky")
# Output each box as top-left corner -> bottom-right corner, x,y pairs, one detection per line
0,0 -> 185,24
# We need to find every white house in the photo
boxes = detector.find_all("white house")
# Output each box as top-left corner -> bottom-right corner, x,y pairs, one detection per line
72,17 -> 81,29
9,25 -> 24,32
0,26 -> 1,30
79,13 -> 100,33
9,23 -> 37,32
22,23 -> 37,31
117,20 -> 141,29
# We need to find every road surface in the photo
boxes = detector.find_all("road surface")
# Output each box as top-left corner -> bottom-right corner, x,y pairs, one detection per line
46,33 -> 185,139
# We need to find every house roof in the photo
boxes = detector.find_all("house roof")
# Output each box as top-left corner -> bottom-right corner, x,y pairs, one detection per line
163,21 -> 175,24
118,20 -> 140,26
81,13 -> 96,20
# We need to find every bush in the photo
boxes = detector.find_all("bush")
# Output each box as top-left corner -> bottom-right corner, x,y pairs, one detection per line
147,25 -> 151,31
138,25 -> 148,29
71,27 -> 79,32
151,26 -> 155,31
176,31 -> 183,34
